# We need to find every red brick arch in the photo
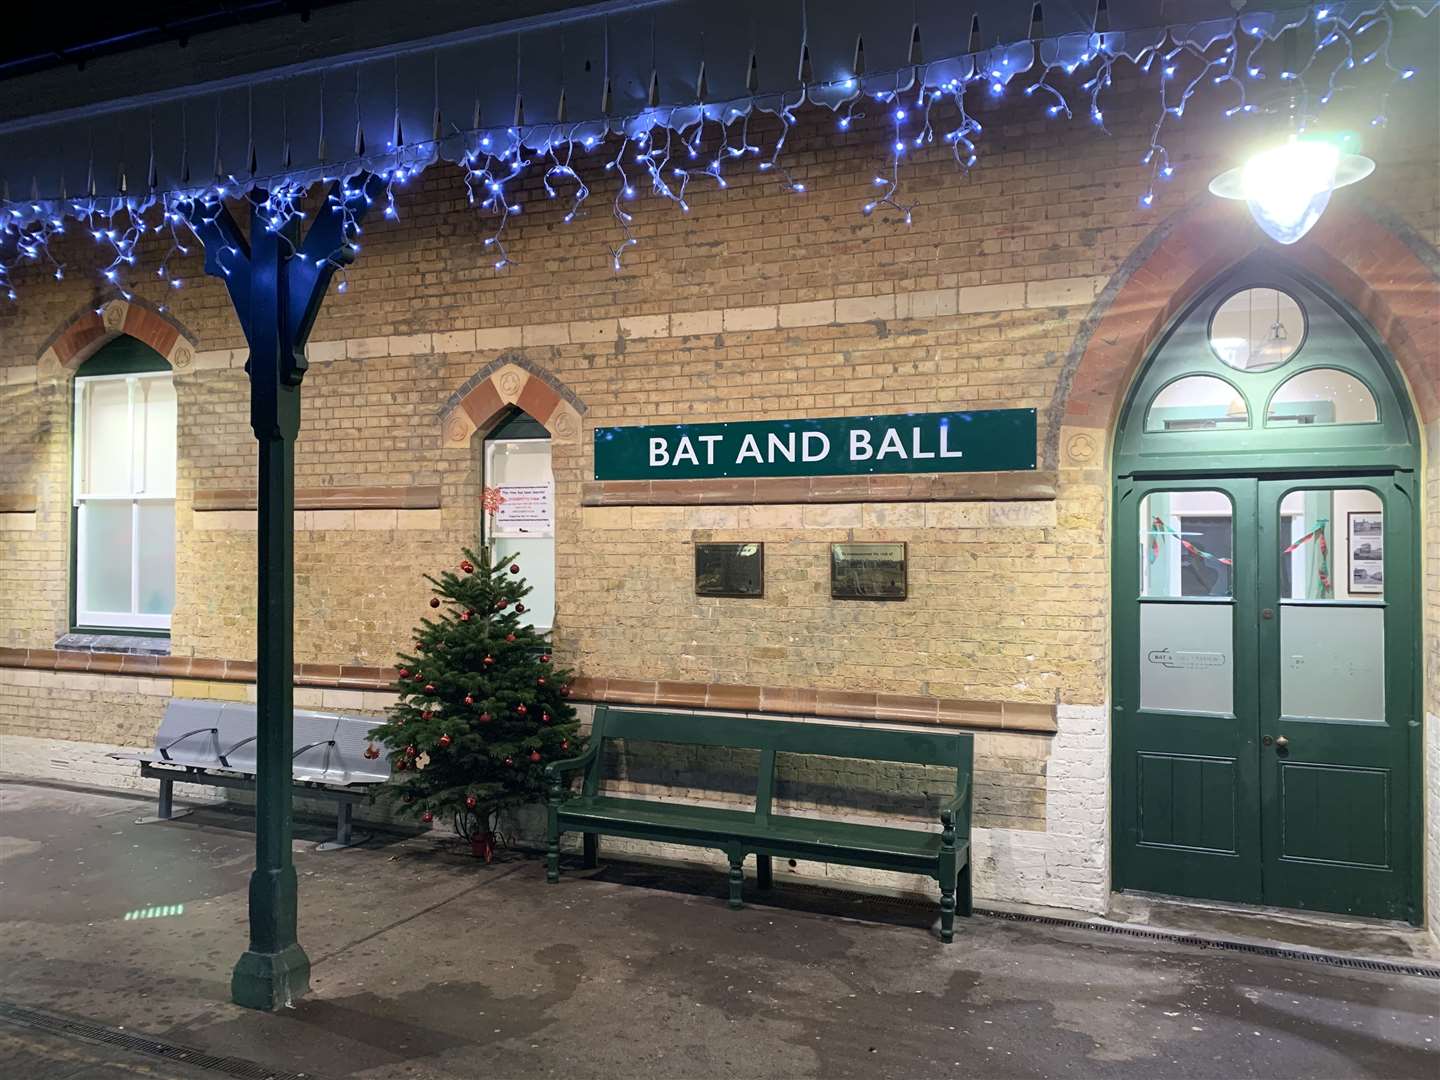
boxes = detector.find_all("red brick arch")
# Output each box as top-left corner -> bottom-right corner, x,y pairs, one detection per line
1058,198 -> 1439,461
438,354 -> 586,448
36,296 -> 198,376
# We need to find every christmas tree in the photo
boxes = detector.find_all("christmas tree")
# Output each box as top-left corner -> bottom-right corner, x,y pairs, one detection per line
369,545 -> 582,857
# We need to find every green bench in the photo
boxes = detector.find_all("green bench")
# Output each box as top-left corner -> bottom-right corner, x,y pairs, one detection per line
544,706 -> 974,942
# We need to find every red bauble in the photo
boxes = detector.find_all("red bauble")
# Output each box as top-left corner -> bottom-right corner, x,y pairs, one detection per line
562,739 -> 570,751
510,564 -> 520,574
429,597 -> 441,608
479,711 -> 492,723
421,710 -> 433,720
405,744 -> 417,757
483,655 -> 494,665
537,676 -> 546,686
529,750 -> 542,763
424,683 -> 436,693
460,559 -> 474,574
465,793 -> 478,809
421,810 -> 434,823
398,668 -> 411,679
540,654 -> 551,664
363,743 -> 380,760
541,712 -> 551,724
464,694 -> 474,706
504,756 -> 514,767
496,600 -> 508,610
560,684 -> 572,697
438,734 -> 452,749
505,633 -> 516,643
516,703 -> 528,715
515,603 -> 526,614
394,758 -> 408,772
460,611 -> 471,622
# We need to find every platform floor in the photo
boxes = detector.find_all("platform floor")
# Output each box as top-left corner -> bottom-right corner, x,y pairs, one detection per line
0,781 -> 1435,1079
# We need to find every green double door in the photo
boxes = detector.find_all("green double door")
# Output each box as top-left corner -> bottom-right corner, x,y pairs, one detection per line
1113,472 -> 1418,922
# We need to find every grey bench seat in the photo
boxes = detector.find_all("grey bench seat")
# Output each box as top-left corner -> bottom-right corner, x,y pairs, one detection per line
112,698 -> 390,849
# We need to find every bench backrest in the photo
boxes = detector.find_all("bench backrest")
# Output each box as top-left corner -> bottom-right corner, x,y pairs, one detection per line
159,699 -> 389,785
151,699 -> 226,768
584,707 -> 972,816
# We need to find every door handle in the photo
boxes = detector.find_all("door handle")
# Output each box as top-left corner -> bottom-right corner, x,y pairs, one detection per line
1274,736 -> 1289,750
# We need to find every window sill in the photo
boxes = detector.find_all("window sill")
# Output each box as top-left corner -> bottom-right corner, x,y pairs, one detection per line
56,631 -> 171,657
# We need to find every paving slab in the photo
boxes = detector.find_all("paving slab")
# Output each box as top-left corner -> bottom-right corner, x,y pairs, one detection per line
0,781 -> 1436,1079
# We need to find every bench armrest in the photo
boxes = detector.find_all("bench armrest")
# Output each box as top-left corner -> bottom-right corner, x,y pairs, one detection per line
939,775 -> 972,844
542,742 -> 599,793
159,727 -> 218,761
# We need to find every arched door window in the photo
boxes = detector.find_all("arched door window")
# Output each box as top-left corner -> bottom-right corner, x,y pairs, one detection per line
482,409 -> 555,631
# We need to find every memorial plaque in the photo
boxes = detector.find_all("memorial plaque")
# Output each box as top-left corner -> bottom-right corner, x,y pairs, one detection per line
831,542 -> 907,601
695,543 -> 764,598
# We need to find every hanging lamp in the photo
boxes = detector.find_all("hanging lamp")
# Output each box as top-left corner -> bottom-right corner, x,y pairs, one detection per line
1209,135 -> 1374,244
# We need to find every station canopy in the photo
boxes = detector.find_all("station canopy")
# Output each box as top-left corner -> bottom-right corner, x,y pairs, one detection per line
1,0 -> 1435,219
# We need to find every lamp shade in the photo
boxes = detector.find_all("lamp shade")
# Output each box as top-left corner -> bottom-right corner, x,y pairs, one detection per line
1210,137 -> 1375,245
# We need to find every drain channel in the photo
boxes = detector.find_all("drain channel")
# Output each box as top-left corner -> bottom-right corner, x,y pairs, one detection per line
974,907 -> 1440,980
0,1000 -> 314,1080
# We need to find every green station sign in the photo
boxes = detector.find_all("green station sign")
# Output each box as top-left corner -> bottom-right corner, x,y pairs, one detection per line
593,409 -> 1037,481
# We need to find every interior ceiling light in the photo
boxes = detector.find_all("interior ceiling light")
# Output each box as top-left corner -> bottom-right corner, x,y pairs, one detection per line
1210,135 -> 1374,245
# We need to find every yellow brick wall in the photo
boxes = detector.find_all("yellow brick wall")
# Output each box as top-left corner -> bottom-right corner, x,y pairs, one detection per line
0,80 -> 1435,734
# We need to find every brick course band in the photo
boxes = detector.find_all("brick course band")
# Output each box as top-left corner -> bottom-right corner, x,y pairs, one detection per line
0,648 -> 1055,733
193,485 -> 443,512
0,494 -> 37,513
582,470 -> 1058,507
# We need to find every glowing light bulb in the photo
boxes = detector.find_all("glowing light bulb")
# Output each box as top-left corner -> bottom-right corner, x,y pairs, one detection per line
1209,137 -> 1373,245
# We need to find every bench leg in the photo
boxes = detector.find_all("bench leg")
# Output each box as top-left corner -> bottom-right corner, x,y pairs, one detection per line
546,833 -> 561,883
582,832 -> 599,869
939,886 -> 956,944
756,854 -> 773,890
727,855 -> 744,909
317,801 -> 355,851
958,860 -> 973,918
156,777 -> 174,820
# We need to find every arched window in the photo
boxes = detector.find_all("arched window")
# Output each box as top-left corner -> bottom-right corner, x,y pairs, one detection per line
482,408 -> 555,631
72,338 -> 175,631
1115,261 -> 1415,477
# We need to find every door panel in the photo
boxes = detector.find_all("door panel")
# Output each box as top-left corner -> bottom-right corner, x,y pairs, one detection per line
1257,477 -> 1414,920
1114,478 -> 1261,904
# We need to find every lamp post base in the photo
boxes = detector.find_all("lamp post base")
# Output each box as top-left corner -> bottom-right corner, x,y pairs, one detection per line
231,943 -> 311,1011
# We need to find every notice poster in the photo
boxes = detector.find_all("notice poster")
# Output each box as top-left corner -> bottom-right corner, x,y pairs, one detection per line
493,483 -> 553,537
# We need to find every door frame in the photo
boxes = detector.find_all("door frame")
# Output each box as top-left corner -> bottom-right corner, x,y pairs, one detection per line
1108,258 -> 1424,925
1111,460 -> 1416,927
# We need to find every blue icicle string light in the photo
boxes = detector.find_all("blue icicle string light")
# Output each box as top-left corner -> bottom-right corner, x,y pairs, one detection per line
0,2 -> 1431,304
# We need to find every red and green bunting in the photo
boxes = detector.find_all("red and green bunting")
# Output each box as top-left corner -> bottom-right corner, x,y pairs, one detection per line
1147,516 -> 1332,594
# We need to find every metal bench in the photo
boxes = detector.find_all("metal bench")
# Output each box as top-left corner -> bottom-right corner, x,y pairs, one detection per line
545,706 -> 974,941
111,698 -> 390,850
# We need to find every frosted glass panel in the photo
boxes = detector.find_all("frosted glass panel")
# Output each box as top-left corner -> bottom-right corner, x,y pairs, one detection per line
138,378 -> 177,495
1140,491 -> 1233,598
1281,605 -> 1384,722
81,502 -> 133,614
137,502 -> 176,615
493,538 -> 555,630
1140,602 -> 1234,715
83,379 -> 132,495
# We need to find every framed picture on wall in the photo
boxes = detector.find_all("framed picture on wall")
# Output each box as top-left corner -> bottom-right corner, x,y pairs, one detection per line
831,542 -> 907,600
695,543 -> 764,598
1348,511 -> 1384,594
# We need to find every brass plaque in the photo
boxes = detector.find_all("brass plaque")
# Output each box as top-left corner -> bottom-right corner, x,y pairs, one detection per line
830,542 -> 907,601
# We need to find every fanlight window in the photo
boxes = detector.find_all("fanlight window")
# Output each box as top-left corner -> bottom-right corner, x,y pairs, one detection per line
1266,368 -> 1378,426
1209,287 -> 1305,372
1145,376 -> 1249,433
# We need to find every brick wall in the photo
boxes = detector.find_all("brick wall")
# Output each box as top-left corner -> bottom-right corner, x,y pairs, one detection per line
1,74 -> 1436,918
